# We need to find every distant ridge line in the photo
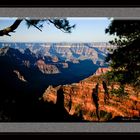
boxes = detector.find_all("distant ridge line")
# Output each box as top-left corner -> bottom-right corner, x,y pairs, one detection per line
0,42 -> 115,47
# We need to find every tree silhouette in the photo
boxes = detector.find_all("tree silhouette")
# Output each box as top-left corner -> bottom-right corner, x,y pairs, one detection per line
102,80 -> 109,104
105,19 -> 140,89
92,83 -> 100,121
78,110 -> 84,120
56,86 -> 65,110
68,95 -> 72,112
0,18 -> 76,36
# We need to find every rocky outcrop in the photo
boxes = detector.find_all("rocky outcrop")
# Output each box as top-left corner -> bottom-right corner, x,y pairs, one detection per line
13,70 -> 27,82
43,74 -> 140,122
94,67 -> 111,76
43,85 -> 58,104
61,63 -> 69,68
36,59 -> 60,74
70,59 -> 79,64
23,60 -> 30,68
51,56 -> 59,63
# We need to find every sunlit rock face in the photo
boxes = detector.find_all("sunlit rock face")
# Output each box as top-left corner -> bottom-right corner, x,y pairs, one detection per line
43,74 -> 140,122
36,59 -> 60,74
13,70 -> 27,82
94,67 -> 111,76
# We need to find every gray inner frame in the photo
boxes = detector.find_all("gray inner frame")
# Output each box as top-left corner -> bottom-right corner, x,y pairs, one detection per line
0,7 -> 140,133
0,8 -> 140,17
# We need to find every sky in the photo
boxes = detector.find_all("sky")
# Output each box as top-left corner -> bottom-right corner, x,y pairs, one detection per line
0,17 -> 115,42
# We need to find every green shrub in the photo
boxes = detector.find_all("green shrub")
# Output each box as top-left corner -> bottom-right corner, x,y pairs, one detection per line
110,86 -> 128,97
99,110 -> 112,120
90,112 -> 97,118
74,104 -> 81,112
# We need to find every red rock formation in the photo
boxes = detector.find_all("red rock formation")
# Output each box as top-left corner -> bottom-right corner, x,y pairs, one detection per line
36,59 -> 60,74
13,70 -> 27,82
70,58 -> 79,64
94,67 -> 111,76
52,56 -> 59,63
43,74 -> 140,122
61,63 -> 68,68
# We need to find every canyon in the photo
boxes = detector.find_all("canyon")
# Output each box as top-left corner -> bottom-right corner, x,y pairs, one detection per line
0,42 -> 114,85
1,42 -> 138,122
43,73 -> 140,121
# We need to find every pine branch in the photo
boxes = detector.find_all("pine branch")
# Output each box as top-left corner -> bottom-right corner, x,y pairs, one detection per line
0,19 -> 23,36
24,19 -> 42,32
48,19 -> 71,33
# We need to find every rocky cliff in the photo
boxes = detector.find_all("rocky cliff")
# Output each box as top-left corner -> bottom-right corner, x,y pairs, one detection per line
94,67 -> 111,76
36,59 -> 60,74
42,74 -> 140,122
13,70 -> 27,82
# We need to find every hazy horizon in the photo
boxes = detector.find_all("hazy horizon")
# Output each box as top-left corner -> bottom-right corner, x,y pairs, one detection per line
0,41 -> 110,43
